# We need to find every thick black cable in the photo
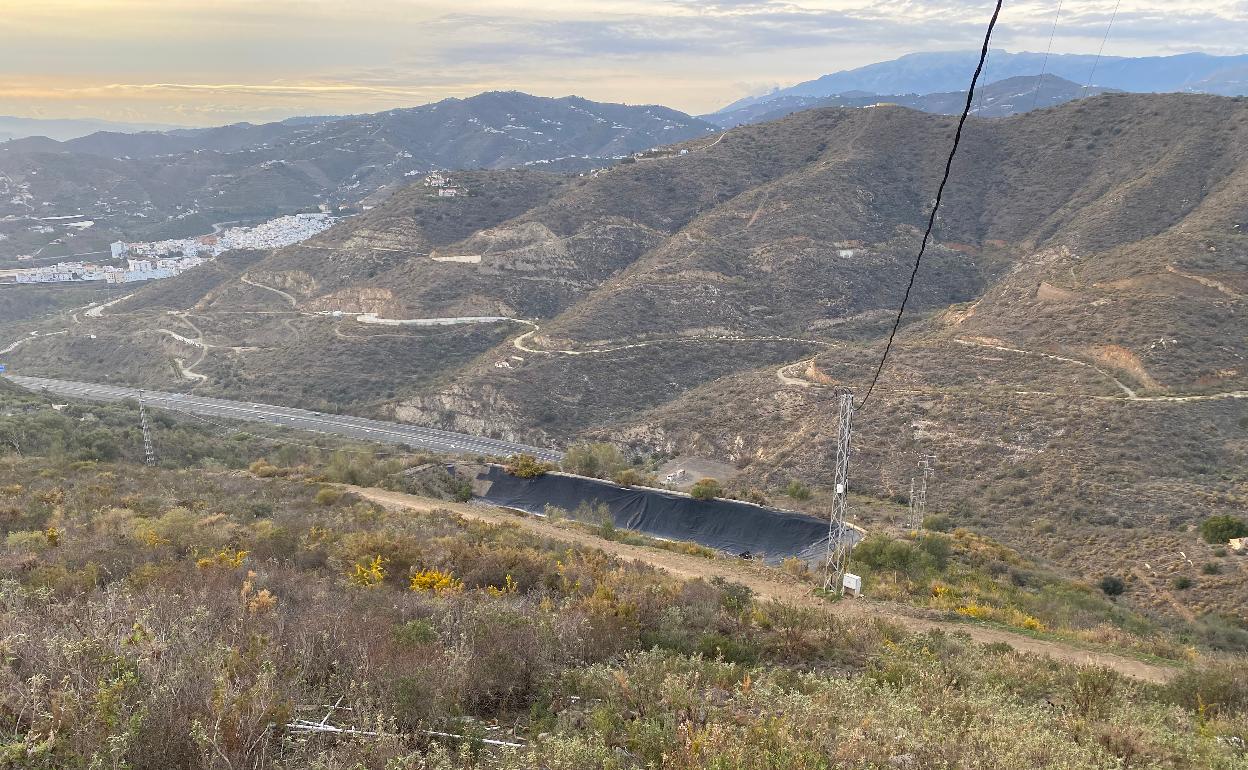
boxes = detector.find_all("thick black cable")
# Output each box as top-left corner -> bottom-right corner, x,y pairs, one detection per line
1029,0 -> 1064,112
856,0 -> 1005,412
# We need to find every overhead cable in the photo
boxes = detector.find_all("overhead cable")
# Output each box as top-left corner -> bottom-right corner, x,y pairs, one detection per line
856,0 -> 1005,412
1029,0 -> 1065,112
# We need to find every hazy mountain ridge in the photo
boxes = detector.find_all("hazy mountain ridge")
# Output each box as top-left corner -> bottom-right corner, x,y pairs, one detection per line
0,91 -> 717,262
722,50 -> 1248,115
706,75 -> 1116,127
0,115 -> 185,142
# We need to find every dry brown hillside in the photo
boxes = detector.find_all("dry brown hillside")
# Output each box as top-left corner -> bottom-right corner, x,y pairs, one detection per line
5,94 -> 1246,621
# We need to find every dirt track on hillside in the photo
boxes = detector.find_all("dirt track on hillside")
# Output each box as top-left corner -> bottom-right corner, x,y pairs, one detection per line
351,486 -> 1178,684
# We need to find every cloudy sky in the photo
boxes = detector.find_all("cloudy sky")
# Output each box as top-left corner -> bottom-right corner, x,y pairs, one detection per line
1,0 -> 1245,125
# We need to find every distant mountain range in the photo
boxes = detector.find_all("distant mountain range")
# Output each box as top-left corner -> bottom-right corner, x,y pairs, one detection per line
705,74 -> 1115,127
719,50 -> 1248,115
0,92 -> 716,261
0,116 -> 185,143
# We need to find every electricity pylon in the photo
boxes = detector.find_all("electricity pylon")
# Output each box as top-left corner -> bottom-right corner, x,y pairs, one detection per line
907,477 -> 917,529
914,454 -> 935,525
138,390 -> 157,467
822,390 -> 854,592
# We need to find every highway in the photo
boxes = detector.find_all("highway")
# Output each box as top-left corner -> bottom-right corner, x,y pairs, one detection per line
4,374 -> 564,463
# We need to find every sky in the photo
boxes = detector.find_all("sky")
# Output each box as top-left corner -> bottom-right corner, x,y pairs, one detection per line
1,0 -> 1245,126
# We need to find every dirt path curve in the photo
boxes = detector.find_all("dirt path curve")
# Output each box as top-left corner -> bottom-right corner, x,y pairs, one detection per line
352,486 -> 1178,684
239,274 -> 298,308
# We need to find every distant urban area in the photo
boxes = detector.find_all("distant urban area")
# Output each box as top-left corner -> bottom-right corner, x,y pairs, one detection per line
0,212 -> 335,285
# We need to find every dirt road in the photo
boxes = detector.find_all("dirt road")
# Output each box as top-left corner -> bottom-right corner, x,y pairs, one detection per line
352,486 -> 1178,684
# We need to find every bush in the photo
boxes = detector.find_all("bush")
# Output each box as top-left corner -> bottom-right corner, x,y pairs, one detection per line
612,468 -> 647,487
689,478 -> 723,501
562,443 -> 628,479
851,534 -> 938,581
1201,562 -> 1221,575
1098,575 -> 1126,596
314,486 -> 343,506
1199,515 -> 1248,544
1171,576 -> 1193,590
784,480 -> 812,500
506,453 -> 554,478
922,513 -> 953,532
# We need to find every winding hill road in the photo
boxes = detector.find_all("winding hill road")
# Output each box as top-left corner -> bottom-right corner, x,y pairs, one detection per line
3,374 -> 564,463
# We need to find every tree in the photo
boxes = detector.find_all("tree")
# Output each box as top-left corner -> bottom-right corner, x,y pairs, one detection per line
1200,515 -> 1248,545
690,478 -> 723,501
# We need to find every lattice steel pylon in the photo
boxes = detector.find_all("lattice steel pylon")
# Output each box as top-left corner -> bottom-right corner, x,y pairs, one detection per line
822,390 -> 854,592
907,477 -> 917,529
914,454 -> 935,525
138,390 -> 157,467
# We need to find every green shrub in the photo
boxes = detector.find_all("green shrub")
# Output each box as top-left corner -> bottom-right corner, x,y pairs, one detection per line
1098,575 -> 1126,596
562,443 -> 628,479
922,513 -> 953,532
852,534 -> 938,581
507,453 -> 553,478
314,486 -> 343,506
612,468 -> 647,487
1199,515 -> 1248,544
1171,576 -> 1193,590
784,480 -> 812,500
689,478 -> 723,501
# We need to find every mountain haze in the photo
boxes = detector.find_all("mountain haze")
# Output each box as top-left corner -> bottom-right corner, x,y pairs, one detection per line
0,92 -> 716,262
721,50 -> 1248,114
706,75 -> 1115,127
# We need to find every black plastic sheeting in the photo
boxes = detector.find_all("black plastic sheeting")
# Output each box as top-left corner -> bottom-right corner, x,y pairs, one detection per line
459,464 -> 860,565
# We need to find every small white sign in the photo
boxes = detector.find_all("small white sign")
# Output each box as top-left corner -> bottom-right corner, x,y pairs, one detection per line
842,572 -> 862,597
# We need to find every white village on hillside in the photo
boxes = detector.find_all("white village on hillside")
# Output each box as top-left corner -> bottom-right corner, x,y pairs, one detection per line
0,213 -> 335,286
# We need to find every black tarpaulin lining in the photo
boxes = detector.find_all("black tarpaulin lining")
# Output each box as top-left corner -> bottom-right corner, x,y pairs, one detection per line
460,464 -> 860,565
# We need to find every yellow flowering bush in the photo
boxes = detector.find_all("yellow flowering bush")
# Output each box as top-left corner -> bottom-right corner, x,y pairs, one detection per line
409,568 -> 463,594
349,555 -> 387,588
196,548 -> 249,570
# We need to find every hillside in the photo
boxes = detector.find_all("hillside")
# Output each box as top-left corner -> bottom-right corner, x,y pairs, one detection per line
2,381 -> 1245,768
4,92 -> 1247,628
719,50 -> 1248,114
0,91 -> 716,263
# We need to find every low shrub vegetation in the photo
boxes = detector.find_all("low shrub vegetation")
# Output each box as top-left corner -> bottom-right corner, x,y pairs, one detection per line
1,381 -> 1246,768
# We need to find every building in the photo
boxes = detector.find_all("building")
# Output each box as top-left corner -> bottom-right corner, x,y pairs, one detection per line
425,172 -> 449,188
437,187 -> 464,198
110,241 -> 129,259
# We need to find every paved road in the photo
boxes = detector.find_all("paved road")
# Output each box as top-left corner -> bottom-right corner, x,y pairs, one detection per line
4,374 -> 564,463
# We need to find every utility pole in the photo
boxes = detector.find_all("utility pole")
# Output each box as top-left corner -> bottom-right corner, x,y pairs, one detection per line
822,390 -> 854,593
138,390 -> 157,467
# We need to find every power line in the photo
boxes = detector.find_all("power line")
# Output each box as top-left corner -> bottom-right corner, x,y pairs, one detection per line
1082,0 -> 1122,98
856,0 -> 1005,412
972,48 -> 993,116
1029,0 -> 1064,112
